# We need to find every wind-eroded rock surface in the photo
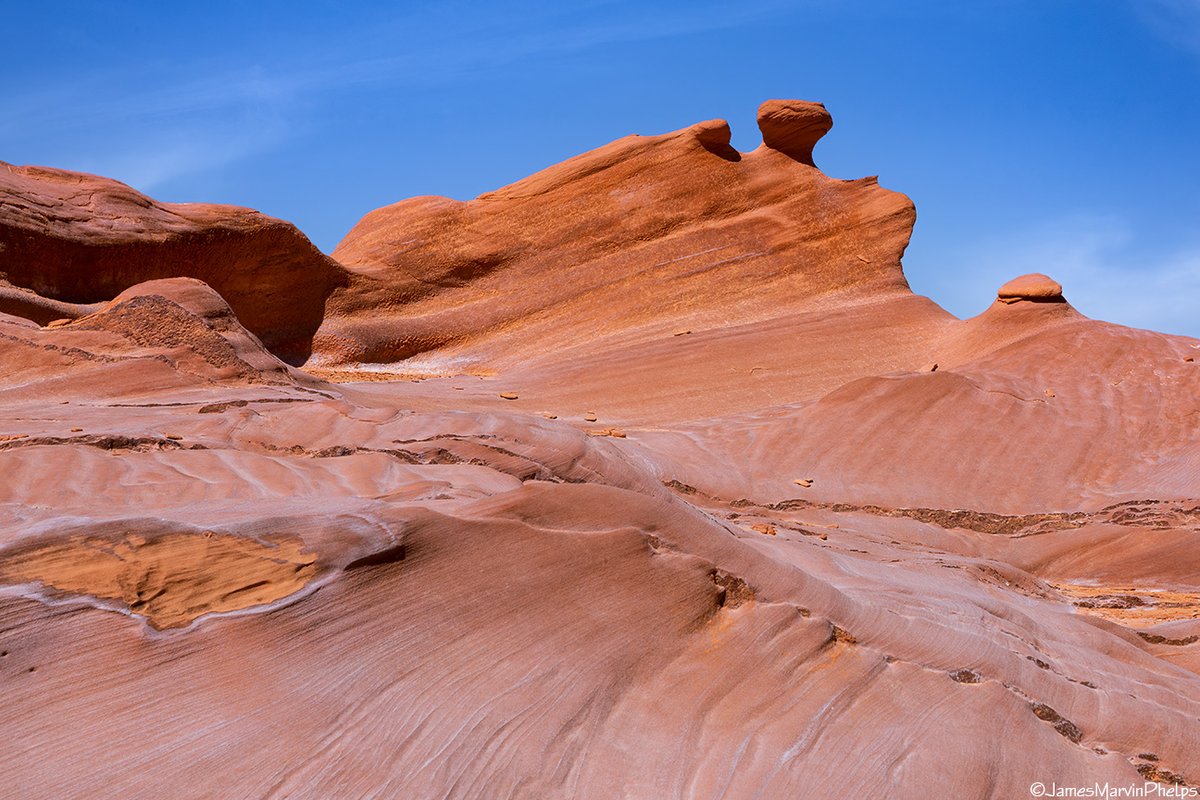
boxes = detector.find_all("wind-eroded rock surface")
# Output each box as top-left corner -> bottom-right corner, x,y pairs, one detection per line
0,528 -> 317,630
1,101 -> 1198,799
0,162 -> 346,361
317,99 -> 914,369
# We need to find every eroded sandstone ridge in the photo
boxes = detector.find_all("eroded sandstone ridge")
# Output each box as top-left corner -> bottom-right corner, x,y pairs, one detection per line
0,162 -> 347,361
1,101 -> 1198,799
316,99 -> 914,368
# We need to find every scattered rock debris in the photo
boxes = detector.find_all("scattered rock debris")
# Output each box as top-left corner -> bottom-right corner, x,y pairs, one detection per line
831,625 -> 857,645
712,572 -> 755,609
1074,594 -> 1144,610
1030,703 -> 1083,743
1137,631 -> 1200,646
949,668 -> 982,684
589,428 -> 625,438
1137,763 -> 1188,785
198,400 -> 249,414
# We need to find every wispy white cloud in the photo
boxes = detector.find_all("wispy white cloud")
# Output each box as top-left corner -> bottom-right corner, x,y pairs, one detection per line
921,214 -> 1200,338
2,63 -> 296,193
2,67 -> 303,191
1,0 -> 793,190
80,124 -> 289,194
1126,0 -> 1200,55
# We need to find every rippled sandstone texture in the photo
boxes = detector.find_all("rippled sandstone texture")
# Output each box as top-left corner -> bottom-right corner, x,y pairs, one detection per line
1,100 -> 1198,799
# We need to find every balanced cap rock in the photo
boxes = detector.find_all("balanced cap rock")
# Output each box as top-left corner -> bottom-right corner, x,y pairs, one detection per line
997,273 -> 1064,304
757,99 -> 833,164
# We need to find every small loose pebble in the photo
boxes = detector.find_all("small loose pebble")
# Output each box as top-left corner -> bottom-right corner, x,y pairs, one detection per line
921,362 -> 939,373
540,412 -> 558,420
499,392 -> 519,400
165,434 -> 183,441
1044,389 -> 1055,398
70,427 -> 83,432
793,478 -> 814,488
673,330 -> 692,337
584,413 -> 598,422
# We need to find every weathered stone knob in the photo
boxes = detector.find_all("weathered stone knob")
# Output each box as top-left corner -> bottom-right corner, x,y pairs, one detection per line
757,100 -> 833,164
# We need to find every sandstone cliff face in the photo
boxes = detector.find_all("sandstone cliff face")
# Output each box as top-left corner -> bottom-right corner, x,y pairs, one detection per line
0,162 -> 347,362
1,102 -> 1198,799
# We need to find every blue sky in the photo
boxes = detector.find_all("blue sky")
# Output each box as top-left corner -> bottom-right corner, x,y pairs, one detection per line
2,0 -> 1197,336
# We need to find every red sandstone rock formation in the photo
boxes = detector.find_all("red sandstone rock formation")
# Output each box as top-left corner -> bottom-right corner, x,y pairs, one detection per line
0,161 -> 346,362
997,272 -> 1065,302
0,102 -> 1197,799
317,99 -> 915,367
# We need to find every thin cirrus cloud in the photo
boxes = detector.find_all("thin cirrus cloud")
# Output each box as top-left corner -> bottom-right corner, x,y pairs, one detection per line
78,122 -> 291,194
4,67 -> 310,192
1,0 -> 1193,338
1130,0 -> 1200,54
2,0 -> 793,191
922,214 -> 1200,338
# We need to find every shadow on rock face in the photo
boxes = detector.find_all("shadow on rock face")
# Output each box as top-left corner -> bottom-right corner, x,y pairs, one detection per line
0,161 -> 348,364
